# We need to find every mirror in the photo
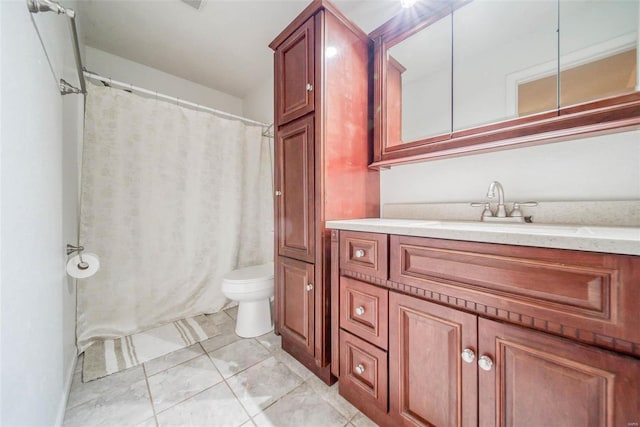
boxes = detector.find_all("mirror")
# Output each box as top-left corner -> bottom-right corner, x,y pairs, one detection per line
373,0 -> 640,165
386,14 -> 452,145
558,0 -> 638,108
453,0 -> 558,130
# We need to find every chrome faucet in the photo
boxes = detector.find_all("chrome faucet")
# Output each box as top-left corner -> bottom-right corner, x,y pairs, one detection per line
487,181 -> 507,217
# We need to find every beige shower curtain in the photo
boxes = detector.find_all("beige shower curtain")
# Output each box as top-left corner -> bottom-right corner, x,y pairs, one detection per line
77,84 -> 273,352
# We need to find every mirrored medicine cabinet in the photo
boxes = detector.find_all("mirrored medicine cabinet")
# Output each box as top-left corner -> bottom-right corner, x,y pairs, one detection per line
370,0 -> 640,167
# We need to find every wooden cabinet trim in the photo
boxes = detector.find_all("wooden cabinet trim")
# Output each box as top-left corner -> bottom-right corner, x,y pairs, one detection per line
371,94 -> 640,168
275,18 -> 315,125
339,330 -> 388,412
394,242 -> 614,320
340,276 -> 389,350
275,116 -> 315,263
479,317 -> 640,426
389,292 -> 478,426
277,256 -> 315,355
340,231 -> 388,280
336,233 -> 640,357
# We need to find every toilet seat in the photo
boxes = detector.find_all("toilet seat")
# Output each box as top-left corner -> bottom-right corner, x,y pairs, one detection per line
222,262 -> 273,283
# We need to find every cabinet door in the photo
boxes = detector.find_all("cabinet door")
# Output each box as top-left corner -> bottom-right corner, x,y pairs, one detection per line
275,115 -> 314,263
274,16 -> 315,124
479,318 -> 640,427
389,292 -> 478,427
277,256 -> 314,356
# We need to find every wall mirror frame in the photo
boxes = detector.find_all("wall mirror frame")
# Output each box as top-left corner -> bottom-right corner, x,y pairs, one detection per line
370,0 -> 640,169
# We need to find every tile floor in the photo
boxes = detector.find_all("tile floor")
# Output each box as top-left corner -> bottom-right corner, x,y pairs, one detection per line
63,307 -> 377,427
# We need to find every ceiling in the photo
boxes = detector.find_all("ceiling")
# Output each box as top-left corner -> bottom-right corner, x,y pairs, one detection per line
75,0 -> 402,99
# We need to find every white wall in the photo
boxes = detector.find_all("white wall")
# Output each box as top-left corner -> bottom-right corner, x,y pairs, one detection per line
380,130 -> 640,205
243,76 -> 274,124
1,1 -> 81,425
84,46 -> 244,116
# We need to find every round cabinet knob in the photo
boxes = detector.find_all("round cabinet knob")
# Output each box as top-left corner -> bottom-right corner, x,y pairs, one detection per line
461,348 -> 476,364
478,355 -> 494,371
354,249 -> 366,258
354,364 -> 365,375
306,284 -> 313,291
355,306 -> 365,316
306,83 -> 313,92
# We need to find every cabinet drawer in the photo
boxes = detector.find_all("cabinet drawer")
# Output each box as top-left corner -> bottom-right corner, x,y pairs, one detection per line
340,231 -> 388,280
339,330 -> 388,413
390,235 -> 640,355
340,277 -> 388,350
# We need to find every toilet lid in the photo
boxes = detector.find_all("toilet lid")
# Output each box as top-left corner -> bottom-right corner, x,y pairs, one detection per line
222,262 -> 274,283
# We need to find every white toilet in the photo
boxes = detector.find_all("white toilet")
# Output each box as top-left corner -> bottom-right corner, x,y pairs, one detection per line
221,262 -> 274,338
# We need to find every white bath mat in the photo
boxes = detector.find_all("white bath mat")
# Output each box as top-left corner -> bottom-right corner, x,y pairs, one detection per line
82,314 -> 220,382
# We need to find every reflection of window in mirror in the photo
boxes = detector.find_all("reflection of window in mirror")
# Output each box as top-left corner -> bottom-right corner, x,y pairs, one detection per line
518,49 -> 637,116
517,0 -> 638,115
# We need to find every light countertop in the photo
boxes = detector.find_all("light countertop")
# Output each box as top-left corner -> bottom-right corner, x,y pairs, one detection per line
325,218 -> 640,256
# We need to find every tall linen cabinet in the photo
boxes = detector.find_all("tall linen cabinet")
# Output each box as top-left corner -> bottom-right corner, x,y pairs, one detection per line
270,0 -> 379,383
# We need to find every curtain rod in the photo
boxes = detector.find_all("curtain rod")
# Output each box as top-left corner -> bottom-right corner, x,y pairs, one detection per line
83,71 -> 269,127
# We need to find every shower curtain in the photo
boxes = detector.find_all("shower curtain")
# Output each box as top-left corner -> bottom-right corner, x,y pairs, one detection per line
77,84 -> 273,352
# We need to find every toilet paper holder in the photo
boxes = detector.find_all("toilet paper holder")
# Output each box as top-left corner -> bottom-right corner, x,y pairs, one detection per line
66,244 -> 84,256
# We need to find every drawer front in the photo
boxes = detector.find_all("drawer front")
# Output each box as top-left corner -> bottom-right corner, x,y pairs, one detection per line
339,330 -> 388,413
340,277 -> 388,350
389,235 -> 640,355
340,231 -> 388,280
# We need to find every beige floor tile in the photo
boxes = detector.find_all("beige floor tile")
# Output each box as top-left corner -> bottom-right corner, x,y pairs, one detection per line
200,319 -> 242,353
306,376 -> 359,420
67,365 -> 146,410
350,411 -> 378,427
252,382 -> 348,427
144,344 -> 204,377
147,354 -> 223,412
75,354 -> 84,374
209,339 -> 271,379
255,331 -> 281,353
63,378 -> 153,427
226,356 -> 304,416
270,348 -> 315,381
135,417 -> 159,427
206,310 -> 233,326
156,382 -> 249,427
225,306 -> 239,320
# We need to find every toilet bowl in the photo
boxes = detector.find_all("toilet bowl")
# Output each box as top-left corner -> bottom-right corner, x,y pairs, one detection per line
221,262 -> 274,338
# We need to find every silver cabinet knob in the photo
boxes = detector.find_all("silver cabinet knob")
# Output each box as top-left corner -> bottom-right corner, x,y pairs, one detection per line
478,355 -> 494,371
461,348 -> 475,364
306,83 -> 313,92
354,249 -> 365,258
354,306 -> 365,316
306,283 -> 313,291
274,190 -> 282,196
354,364 -> 365,375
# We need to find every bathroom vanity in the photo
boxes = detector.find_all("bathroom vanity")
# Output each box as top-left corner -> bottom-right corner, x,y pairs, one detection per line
327,220 -> 640,426
269,0 -> 640,400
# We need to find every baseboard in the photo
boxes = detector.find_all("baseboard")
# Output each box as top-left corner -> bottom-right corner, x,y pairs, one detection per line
54,350 -> 78,427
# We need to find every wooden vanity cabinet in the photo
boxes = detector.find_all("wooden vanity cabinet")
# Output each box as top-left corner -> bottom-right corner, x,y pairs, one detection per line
333,229 -> 640,426
271,0 -> 379,384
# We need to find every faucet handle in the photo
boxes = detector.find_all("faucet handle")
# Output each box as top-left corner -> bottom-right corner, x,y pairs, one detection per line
471,202 -> 494,219
510,201 -> 538,217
